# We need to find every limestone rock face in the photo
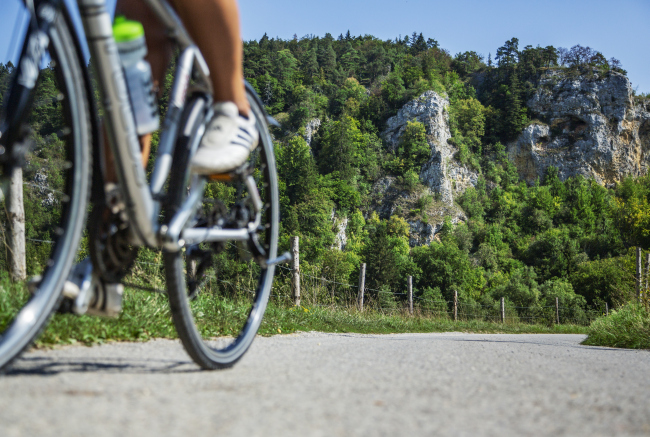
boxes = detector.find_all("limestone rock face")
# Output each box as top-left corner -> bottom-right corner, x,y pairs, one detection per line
304,118 -> 321,147
332,214 -> 348,251
509,70 -> 650,184
369,176 -> 467,247
375,92 -> 477,246
383,91 -> 479,205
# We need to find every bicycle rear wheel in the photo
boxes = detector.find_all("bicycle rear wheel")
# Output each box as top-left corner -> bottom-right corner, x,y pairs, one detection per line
164,86 -> 279,369
0,10 -> 91,371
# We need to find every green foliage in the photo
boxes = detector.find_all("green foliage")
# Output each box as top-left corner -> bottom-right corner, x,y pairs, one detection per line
419,286 -> 448,315
412,238 -> 486,302
393,120 -> 430,175
363,214 -> 415,292
449,97 -> 485,166
583,303 -> 650,349
2,30 -> 642,341
570,257 -> 635,308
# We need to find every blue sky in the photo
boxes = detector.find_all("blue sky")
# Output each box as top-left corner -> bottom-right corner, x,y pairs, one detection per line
2,0 -> 649,93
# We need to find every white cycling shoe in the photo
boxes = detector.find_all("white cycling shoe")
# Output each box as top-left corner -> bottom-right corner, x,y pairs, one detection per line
190,101 -> 259,175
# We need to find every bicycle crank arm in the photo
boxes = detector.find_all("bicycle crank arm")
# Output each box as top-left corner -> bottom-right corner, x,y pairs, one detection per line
161,177 -> 207,251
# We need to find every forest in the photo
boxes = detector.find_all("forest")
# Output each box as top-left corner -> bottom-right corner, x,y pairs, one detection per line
0,31 -> 647,323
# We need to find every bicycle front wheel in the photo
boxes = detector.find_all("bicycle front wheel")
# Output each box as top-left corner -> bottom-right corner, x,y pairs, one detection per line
0,10 -> 91,371
164,85 -> 279,369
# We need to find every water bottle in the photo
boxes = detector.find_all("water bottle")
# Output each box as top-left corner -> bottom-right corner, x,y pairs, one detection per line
112,16 -> 160,135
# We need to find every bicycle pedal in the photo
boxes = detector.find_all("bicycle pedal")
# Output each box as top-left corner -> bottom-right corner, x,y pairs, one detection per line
86,281 -> 123,318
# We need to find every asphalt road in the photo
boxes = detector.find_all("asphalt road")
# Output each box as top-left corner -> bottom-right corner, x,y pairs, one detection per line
0,332 -> 649,437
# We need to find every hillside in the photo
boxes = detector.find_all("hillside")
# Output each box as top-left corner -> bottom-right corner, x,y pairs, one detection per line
242,33 -> 650,314
1,33 -> 649,320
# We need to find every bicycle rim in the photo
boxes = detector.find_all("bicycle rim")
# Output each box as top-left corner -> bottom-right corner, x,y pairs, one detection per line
0,11 -> 91,371
164,87 -> 279,369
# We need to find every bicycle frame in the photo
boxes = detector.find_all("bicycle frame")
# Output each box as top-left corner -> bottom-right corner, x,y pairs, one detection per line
2,0 -> 265,254
78,0 -> 211,248
78,0 -> 263,252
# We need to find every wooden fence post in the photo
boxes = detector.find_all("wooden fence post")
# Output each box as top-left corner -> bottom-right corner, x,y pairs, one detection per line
453,290 -> 458,322
501,297 -> 505,324
555,297 -> 560,325
605,302 -> 609,316
357,263 -> 366,311
643,252 -> 650,300
7,167 -> 26,281
408,276 -> 413,315
291,236 -> 300,306
637,247 -> 642,303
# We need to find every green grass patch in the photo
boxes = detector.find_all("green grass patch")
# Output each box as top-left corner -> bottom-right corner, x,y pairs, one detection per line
258,305 -> 588,335
18,287 -> 586,347
582,303 -> 650,349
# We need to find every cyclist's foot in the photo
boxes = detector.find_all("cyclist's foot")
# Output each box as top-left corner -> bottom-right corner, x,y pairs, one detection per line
190,102 -> 259,175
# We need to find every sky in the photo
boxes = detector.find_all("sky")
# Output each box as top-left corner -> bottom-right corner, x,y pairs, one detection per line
2,0 -> 649,93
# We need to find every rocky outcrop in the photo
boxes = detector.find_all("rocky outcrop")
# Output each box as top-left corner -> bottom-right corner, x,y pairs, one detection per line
332,214 -> 348,251
383,91 -> 478,204
304,118 -> 321,147
32,171 -> 56,207
376,91 -> 476,246
509,70 -> 650,184
369,176 -> 467,247
408,213 -> 466,246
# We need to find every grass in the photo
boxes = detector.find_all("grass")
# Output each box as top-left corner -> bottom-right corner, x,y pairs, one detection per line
24,287 -> 588,347
582,303 -> 650,349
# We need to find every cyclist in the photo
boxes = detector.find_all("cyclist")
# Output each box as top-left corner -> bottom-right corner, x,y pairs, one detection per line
116,0 -> 258,175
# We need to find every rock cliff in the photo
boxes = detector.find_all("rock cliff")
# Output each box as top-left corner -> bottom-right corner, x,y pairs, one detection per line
383,91 -> 479,203
509,70 -> 650,184
371,91 -> 476,245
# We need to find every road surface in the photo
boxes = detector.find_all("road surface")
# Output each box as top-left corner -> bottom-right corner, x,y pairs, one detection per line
1,332 -> 649,436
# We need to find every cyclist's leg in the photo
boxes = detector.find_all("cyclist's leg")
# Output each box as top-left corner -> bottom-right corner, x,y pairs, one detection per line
169,0 -> 250,116
118,0 -> 257,174
169,0 -> 258,175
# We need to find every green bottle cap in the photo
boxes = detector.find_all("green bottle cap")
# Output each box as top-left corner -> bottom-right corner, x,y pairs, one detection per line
112,15 -> 144,43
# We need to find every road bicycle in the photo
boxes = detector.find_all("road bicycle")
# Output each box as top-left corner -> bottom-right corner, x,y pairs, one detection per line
0,0 -> 289,370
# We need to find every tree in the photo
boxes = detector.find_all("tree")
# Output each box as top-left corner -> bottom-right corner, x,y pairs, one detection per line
449,98 -> 486,158
495,38 -> 519,67
318,116 -> 365,182
410,32 -> 427,54
318,41 -> 337,75
452,51 -> 484,78
412,239 -> 486,302
502,73 -> 528,140
276,136 -> 319,206
363,214 -> 415,291
386,120 -> 430,176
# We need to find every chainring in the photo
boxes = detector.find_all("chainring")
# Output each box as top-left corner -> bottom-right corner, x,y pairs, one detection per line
88,202 -> 139,283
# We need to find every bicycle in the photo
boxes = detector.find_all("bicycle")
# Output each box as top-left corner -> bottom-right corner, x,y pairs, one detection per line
0,0 -> 289,370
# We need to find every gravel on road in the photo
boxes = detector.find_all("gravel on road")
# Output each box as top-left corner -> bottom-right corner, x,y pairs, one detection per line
0,332 -> 649,437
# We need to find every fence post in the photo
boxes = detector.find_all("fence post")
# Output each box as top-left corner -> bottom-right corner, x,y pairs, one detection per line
291,236 -> 300,306
7,167 -> 26,281
637,247 -> 642,303
645,252 -> 650,300
555,297 -> 560,325
408,276 -> 413,315
501,297 -> 505,324
453,290 -> 458,322
357,263 -> 366,311
605,302 -> 609,316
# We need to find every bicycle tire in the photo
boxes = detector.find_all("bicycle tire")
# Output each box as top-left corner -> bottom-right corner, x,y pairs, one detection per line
164,85 -> 279,369
0,11 -> 91,371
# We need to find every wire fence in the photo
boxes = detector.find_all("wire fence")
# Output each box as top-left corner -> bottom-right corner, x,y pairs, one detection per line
269,263 -> 604,326
22,236 -> 609,327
